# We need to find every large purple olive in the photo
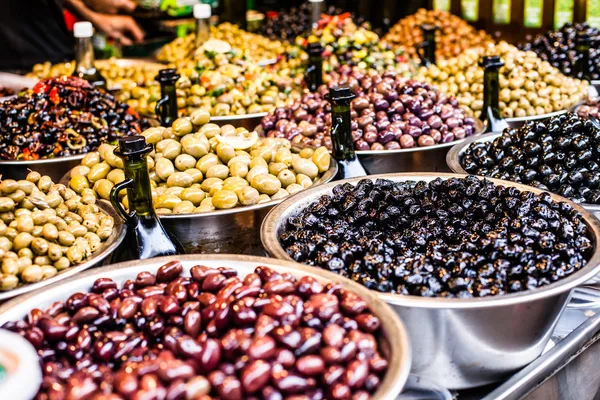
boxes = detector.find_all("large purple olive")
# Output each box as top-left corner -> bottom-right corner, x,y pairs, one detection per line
363,130 -> 378,144
419,109 -> 434,120
357,115 -> 374,129
371,143 -> 385,150
441,132 -> 455,143
384,141 -> 401,150
377,129 -> 395,144
427,115 -> 443,129
390,113 -> 403,122
406,125 -> 422,137
352,97 -> 370,111
374,99 -> 390,111
430,129 -> 441,143
399,134 -> 415,148
453,127 -> 466,139
355,139 -> 370,150
446,117 -> 462,129
276,120 -> 289,132
261,116 -> 276,131
420,122 -> 430,135
408,115 -> 422,128
389,101 -> 405,115
375,119 -> 390,131
352,129 -> 363,142
417,135 -> 435,147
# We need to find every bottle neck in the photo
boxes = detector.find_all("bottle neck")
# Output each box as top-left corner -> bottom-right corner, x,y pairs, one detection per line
195,18 -> 211,48
307,53 -> 323,91
123,155 -> 156,219
423,31 -> 436,66
575,41 -> 591,80
311,1 -> 322,27
330,101 -> 356,162
480,67 -> 506,132
160,82 -> 178,126
74,37 -> 95,72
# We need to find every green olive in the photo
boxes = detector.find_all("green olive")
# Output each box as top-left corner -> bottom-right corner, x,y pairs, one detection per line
31,238 -> 49,255
251,146 -> 274,162
66,246 -> 85,264
82,152 -> 101,168
286,183 -> 304,195
292,157 -> 319,179
249,157 -> 268,169
172,118 -> 194,136
41,266 -> 58,280
7,190 -> 25,203
47,243 -> 63,261
22,265 -> 43,283
216,143 -> 236,164
13,232 -> 33,251
181,135 -> 210,158
2,258 -> 18,275
271,189 -> 289,200
299,148 -> 314,159
234,186 -> 260,206
54,257 -> 70,271
200,178 -> 223,193
173,200 -> 195,214
223,177 -> 248,191
274,148 -> 293,165
251,174 -> 282,195
93,179 -> 114,200
229,161 -> 249,178
26,171 -> 41,183
155,158 -> 175,181
107,169 -> 126,185
190,108 -> 211,126
0,275 -> 18,291
196,154 -> 220,174
45,193 -> 62,208
296,174 -> 313,188
206,164 -> 230,180
142,127 -> 166,144
70,175 -> 90,193
180,188 -> 206,205
212,190 -> 238,209
58,231 -> 75,246
155,194 -> 182,209
167,172 -> 193,188
277,170 -> 296,187
17,180 -> 35,195
175,154 -> 197,171
268,163 -> 288,176
312,147 -> 331,173
257,194 -> 271,204
0,180 -> 18,194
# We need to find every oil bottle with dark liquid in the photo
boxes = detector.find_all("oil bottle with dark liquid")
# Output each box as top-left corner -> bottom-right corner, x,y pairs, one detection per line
110,136 -> 184,261
72,21 -> 107,90
479,55 -> 509,133
327,87 -> 367,179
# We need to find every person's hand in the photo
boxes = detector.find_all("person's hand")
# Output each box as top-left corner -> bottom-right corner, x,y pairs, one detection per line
92,14 -> 145,46
84,0 -> 136,14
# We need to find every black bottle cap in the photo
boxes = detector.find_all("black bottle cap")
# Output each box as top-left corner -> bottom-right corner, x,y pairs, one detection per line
115,136 -> 152,157
479,55 -> 504,69
307,41 -> 324,55
327,86 -> 356,102
156,68 -> 181,84
421,24 -> 439,33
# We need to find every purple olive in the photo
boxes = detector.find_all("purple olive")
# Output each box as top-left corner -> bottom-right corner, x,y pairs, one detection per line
452,127 -> 466,139
390,113 -> 403,122
408,115 -> 422,128
389,101 -> 405,115
430,129 -> 441,143
441,132 -> 455,143
417,135 -> 435,147
374,119 -> 390,131
371,143 -> 385,150
420,122 -> 430,135
464,124 -> 474,136
384,141 -> 401,150
399,134 -> 415,148
406,125 -> 422,137
427,115 -> 443,129
377,129 -> 395,144
352,129 -> 363,142
464,117 -> 476,126
355,139 -> 370,150
363,130 -> 378,144
419,109 -> 434,120
357,116 -> 374,129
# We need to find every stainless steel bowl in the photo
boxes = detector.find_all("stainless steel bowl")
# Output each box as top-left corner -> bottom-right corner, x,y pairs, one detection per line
211,112 -> 269,131
0,200 -> 125,301
0,72 -> 37,101
61,157 -> 337,255
260,172 -> 600,389
95,58 -> 165,91
446,132 -> 600,217
0,254 -> 412,400
505,109 -> 568,128
0,154 -> 86,182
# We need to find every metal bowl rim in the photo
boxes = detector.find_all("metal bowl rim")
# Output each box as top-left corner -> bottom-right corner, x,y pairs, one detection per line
0,253 -> 412,400
261,172 -> 600,309
0,199 -> 125,301
0,153 -> 86,166
505,109 -> 568,123
61,157 -> 338,219
210,112 -> 269,122
446,132 -> 600,213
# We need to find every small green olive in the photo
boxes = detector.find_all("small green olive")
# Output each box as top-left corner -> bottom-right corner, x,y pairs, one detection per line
173,200 -> 196,214
257,194 -> 271,203
167,172 -> 193,188
200,124 -> 221,139
54,257 -> 70,271
181,135 -> 210,158
234,186 -> 260,206
291,156 -> 319,179
22,265 -> 43,283
58,231 -> 75,246
175,154 -> 197,171
196,154 -> 220,174
246,166 -> 269,184
0,180 -> 18,194
26,171 -> 41,183
296,174 -> 313,188
251,174 -> 282,195
13,232 -> 33,251
299,148 -> 314,159
271,189 -> 289,200
172,118 -> 194,136
180,188 -> 206,205
107,169 -> 125,185
216,143 -> 236,164
212,190 -> 238,209
200,178 -> 223,193
249,157 -> 268,169
142,127 -> 166,144
47,243 -> 63,261
155,194 -> 182,209
274,148 -> 293,165
206,164 -> 230,180
229,162 -> 249,179
285,183 -> 304,195
0,275 -> 18,291
82,152 -> 101,168
269,163 -> 288,176
190,108 -> 211,126
93,179 -> 114,200
312,147 -> 331,173
155,157 -> 176,181
70,175 -> 90,193
7,190 -> 25,203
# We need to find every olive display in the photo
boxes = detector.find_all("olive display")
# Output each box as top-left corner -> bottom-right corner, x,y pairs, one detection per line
120,48 -> 301,118
576,97 -> 600,119
27,58 -> 164,91
279,176 -> 591,297
384,8 -> 493,60
300,14 -> 410,74
0,76 -> 145,160
258,4 -> 359,41
68,109 -> 331,214
461,113 -> 600,205
3,260 -> 389,399
417,42 -> 589,118
0,172 -> 115,291
519,23 -> 600,80
157,23 -> 292,64
260,71 -> 478,151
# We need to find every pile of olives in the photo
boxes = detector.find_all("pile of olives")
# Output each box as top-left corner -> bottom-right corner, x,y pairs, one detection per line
461,113 -> 600,204
384,8 -> 493,60
258,3 -> 357,41
0,76 -> 145,160
576,97 -> 600,119
300,14 -> 410,74
27,58 -> 164,90
260,72 -> 478,151
0,172 -> 115,291
120,49 -> 301,118
157,23 -> 292,64
417,42 -> 589,118
279,176 -> 592,297
68,109 -> 332,213
519,23 -> 600,80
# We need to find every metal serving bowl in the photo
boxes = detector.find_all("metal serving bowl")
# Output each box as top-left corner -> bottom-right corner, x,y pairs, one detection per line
446,132 -> 600,217
95,58 -> 165,91
61,157 -> 337,255
211,112 -> 268,131
0,254 -> 412,400
0,200 -> 125,301
260,172 -> 600,389
0,154 -> 86,182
